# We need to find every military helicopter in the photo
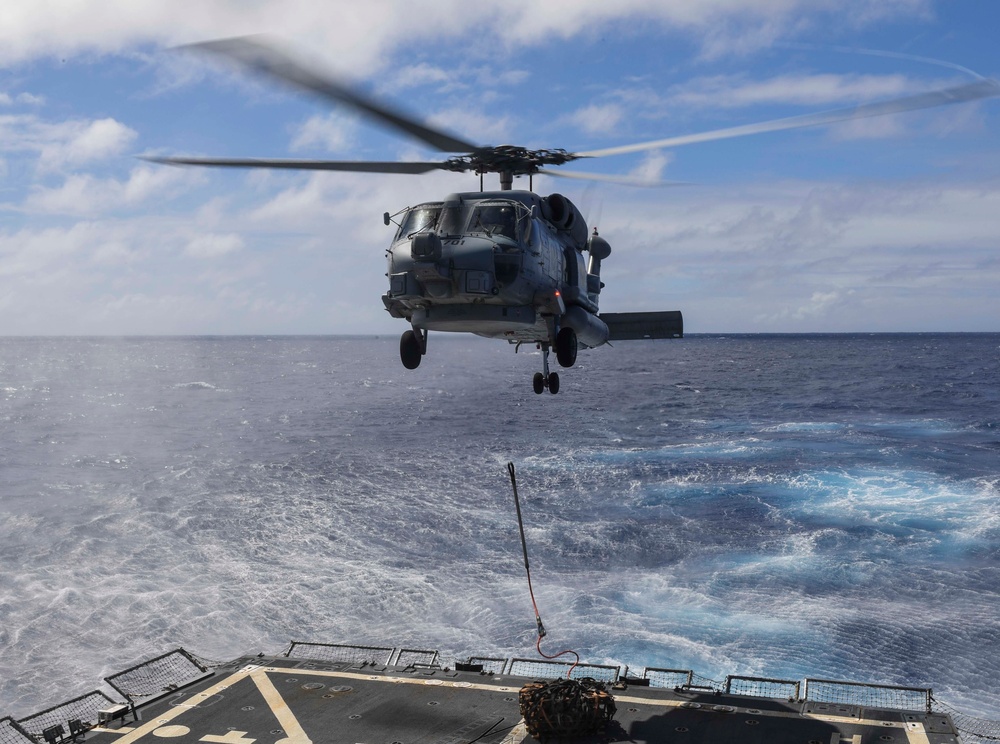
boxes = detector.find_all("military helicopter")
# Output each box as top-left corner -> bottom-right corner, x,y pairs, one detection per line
147,37 -> 999,394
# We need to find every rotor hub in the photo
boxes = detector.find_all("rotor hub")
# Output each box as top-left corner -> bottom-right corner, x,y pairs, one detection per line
446,146 -> 578,177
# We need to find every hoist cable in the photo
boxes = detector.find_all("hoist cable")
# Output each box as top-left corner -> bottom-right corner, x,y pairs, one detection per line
508,461 -> 580,677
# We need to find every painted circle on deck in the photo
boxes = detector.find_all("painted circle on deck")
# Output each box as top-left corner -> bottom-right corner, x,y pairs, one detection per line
153,725 -> 191,737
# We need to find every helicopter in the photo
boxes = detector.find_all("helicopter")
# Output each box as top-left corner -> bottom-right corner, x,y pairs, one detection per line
147,37 -> 999,394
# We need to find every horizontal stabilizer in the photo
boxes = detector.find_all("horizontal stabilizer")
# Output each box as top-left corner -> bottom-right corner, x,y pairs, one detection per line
599,311 -> 683,340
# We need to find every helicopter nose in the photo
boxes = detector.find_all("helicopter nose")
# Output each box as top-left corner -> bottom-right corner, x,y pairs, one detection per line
450,240 -> 502,296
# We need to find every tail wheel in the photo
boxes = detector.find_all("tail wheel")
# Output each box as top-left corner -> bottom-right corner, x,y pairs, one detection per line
555,327 -> 578,368
400,330 -> 422,369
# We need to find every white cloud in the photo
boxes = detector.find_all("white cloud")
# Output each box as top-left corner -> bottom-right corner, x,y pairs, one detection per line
25,165 -> 192,215
39,117 -> 137,170
827,114 -> 907,140
382,62 -> 531,97
756,289 -> 852,324
25,174 -> 101,213
392,62 -> 454,90
249,172 -> 332,226
184,233 -> 244,259
0,91 -> 45,106
570,103 -> 626,136
0,0 -> 933,69
594,177 -> 1000,332
0,224 -> 86,279
289,113 -> 356,153
426,107 -> 512,146
628,150 -> 674,182
0,114 -> 137,172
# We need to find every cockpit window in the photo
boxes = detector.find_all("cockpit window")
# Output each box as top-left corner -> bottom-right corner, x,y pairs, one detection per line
407,199 -> 528,239
469,202 -> 527,240
471,204 -> 518,240
438,204 -> 468,236
397,204 -> 441,239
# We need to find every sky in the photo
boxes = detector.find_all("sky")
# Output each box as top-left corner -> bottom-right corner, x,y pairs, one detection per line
1,0 -> 999,335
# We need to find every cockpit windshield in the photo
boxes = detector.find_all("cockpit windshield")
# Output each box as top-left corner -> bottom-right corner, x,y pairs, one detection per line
471,203 -> 519,240
399,199 -> 528,240
437,203 -> 469,237
397,204 -> 441,239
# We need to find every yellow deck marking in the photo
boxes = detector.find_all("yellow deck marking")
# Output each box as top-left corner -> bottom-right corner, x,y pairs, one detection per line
151,725 -> 190,738
904,721 -> 932,744
499,719 -> 528,744
106,669 -> 253,744
248,669 -> 312,744
200,731 -> 255,743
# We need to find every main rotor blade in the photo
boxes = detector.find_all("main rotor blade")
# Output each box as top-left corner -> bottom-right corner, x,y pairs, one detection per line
536,168 -> 691,187
185,36 -> 480,154
142,155 -> 450,174
577,78 -> 1000,159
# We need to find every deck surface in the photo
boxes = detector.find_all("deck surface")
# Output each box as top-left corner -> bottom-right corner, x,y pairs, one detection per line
78,656 -> 959,744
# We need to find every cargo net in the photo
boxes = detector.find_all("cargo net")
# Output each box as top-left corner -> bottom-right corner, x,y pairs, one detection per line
0,717 -> 35,744
725,675 -> 801,701
285,642 -> 393,666
932,697 -> 1000,743
508,658 -> 620,683
105,648 -> 209,704
519,678 -> 616,741
15,690 -> 117,737
804,678 -> 930,712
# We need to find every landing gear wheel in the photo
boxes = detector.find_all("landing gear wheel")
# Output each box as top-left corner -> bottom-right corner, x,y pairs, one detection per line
548,372 -> 560,394
555,327 -> 578,368
532,372 -> 545,395
532,342 -> 560,395
400,330 -> 422,369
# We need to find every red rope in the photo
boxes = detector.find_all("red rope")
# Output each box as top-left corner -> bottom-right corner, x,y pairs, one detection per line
535,634 -> 580,678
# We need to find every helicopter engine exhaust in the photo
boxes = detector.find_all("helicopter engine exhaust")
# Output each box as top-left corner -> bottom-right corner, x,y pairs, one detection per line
544,193 -> 589,248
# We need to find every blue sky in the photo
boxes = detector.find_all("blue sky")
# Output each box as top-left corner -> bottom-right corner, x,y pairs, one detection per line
1,0 -> 999,334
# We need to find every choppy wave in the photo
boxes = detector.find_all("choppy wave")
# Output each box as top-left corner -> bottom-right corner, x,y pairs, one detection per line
0,334 -> 998,718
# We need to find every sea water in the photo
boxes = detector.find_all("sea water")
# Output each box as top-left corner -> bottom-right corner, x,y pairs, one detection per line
0,334 -> 998,718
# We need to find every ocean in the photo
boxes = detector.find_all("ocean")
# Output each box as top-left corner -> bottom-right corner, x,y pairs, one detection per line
1,334 -> 998,719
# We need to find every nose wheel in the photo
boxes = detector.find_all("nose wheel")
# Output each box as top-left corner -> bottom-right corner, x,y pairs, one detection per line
532,344 -> 560,394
